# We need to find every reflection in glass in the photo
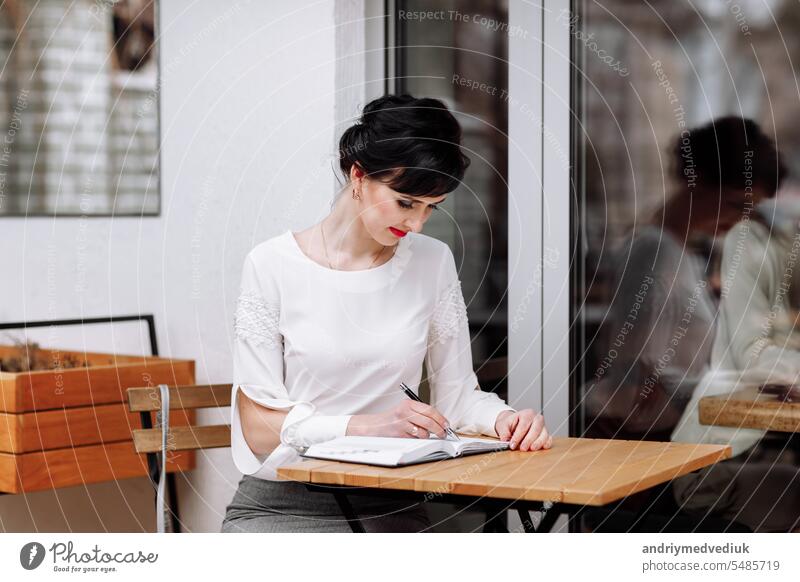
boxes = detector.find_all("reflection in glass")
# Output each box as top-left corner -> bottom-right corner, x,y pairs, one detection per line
396,0 -> 509,395
572,0 -> 800,532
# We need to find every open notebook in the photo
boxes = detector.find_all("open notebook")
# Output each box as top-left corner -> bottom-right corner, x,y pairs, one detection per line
301,435 -> 510,467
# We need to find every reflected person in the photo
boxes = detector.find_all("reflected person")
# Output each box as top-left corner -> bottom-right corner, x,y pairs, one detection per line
672,119 -> 800,532
584,117 -> 771,440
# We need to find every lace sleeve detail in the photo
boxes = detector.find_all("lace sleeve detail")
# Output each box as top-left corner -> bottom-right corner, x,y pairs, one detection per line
429,279 -> 469,347
234,291 -> 281,350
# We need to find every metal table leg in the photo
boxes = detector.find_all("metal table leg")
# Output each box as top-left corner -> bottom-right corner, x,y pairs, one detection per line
482,508 -> 509,532
305,483 -> 570,534
332,492 -> 366,533
517,509 -> 536,533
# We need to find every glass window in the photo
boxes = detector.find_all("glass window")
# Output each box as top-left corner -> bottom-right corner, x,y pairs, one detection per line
395,0 -> 509,399
572,0 -> 800,532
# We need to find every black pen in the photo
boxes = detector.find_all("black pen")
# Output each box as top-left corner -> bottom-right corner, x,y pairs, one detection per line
399,382 -> 460,441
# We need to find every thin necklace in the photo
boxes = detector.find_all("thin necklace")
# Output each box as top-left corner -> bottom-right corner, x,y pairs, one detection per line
320,221 -> 394,270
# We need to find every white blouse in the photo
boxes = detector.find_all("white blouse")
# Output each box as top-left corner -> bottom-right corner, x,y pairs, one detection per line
231,230 -> 516,480
672,207 -> 800,456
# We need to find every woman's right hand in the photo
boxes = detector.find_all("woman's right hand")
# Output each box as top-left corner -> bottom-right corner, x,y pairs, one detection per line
346,400 -> 450,439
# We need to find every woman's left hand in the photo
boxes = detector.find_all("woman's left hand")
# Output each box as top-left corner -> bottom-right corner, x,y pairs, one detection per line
494,409 -> 553,451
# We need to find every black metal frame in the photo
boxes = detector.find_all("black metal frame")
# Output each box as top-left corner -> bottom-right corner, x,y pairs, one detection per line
304,483 -> 584,533
313,476 -> 750,534
0,315 -> 181,532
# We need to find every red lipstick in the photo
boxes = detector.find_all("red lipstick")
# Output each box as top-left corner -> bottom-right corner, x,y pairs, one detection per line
389,227 -> 407,238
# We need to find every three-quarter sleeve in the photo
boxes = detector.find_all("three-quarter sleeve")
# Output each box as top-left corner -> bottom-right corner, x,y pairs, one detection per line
425,245 -> 515,437
231,252 -> 350,480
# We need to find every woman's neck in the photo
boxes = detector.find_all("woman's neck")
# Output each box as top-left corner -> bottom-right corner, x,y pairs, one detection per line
320,190 -> 388,264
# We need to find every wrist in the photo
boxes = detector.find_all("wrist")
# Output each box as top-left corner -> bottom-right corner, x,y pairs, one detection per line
282,413 -> 352,450
346,414 -> 371,437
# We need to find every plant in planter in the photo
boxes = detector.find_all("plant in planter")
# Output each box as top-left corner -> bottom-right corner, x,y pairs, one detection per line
0,341 -> 196,494
0,337 -> 88,373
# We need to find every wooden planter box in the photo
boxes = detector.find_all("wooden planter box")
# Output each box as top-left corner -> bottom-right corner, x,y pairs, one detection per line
0,346 -> 196,493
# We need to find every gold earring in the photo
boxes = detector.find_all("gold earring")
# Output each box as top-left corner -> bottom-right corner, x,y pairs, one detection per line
352,188 -> 360,200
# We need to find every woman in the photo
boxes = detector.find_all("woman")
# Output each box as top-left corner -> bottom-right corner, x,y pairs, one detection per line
222,94 -> 552,533
584,117 -> 762,441
670,119 -> 800,532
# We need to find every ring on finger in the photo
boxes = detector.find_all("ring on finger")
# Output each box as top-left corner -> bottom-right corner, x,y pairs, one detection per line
409,424 -> 419,436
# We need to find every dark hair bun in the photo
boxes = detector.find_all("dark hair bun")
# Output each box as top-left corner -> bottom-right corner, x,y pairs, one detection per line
338,94 -> 470,196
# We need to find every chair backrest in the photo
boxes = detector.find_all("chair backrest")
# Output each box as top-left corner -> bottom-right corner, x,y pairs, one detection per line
126,384 -> 232,454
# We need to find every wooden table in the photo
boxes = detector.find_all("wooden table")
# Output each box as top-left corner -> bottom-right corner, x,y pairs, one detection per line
277,436 -> 730,532
699,387 -> 800,433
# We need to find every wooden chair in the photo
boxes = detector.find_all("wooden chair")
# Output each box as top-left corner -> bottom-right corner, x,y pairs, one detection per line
126,383 -> 232,532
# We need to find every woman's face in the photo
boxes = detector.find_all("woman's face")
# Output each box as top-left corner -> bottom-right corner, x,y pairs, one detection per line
356,173 -> 448,245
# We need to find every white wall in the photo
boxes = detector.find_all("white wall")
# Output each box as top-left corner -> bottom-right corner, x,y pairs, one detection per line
0,0 -> 339,533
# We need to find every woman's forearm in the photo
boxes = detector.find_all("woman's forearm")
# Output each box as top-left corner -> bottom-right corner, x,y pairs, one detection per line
237,389 -> 288,455
345,414 -> 377,436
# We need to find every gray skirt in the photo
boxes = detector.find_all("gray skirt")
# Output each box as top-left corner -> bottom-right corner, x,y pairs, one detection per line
221,475 -> 432,533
